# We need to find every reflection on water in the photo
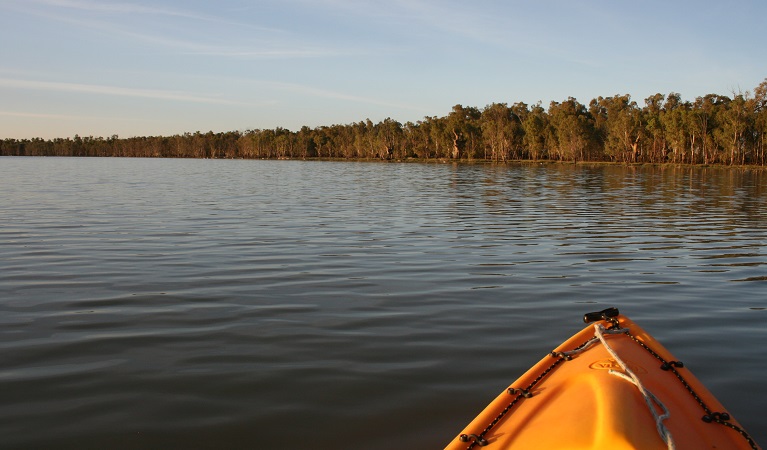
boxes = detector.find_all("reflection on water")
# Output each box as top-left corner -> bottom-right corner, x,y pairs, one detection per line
0,158 -> 765,449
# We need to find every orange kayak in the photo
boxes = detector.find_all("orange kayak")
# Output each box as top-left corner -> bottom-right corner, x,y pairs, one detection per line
445,308 -> 760,450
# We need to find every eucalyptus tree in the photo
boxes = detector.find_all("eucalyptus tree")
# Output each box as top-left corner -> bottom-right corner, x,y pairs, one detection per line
592,95 -> 643,162
753,79 -> 767,164
236,131 -> 257,158
480,102 -> 513,161
278,127 -> 298,158
548,97 -> 594,161
588,97 -> 608,154
1,138 -> 23,156
719,92 -> 749,165
426,116 -> 450,159
312,127 -> 330,158
359,119 -> 377,158
296,125 -> 316,159
509,102 -> 529,159
325,123 -> 355,159
692,94 -> 729,164
403,120 -> 433,159
659,94 -> 689,163
446,104 -> 481,159
375,118 -> 404,159
644,93 -> 666,162
522,102 -> 549,160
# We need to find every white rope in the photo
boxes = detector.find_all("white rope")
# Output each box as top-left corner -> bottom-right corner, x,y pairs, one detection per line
594,323 -> 676,450
556,327 -> 627,359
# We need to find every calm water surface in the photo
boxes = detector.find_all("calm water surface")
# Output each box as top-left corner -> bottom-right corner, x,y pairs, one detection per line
1,157 -> 765,448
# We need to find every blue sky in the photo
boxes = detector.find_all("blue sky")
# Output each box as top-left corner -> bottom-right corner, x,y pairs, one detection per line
1,0 -> 765,139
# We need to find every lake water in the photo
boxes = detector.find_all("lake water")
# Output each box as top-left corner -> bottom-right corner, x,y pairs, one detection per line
1,157 -> 765,449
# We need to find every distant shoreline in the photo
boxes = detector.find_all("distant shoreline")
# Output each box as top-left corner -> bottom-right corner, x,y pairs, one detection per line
3,81 -> 767,167
3,154 -> 766,171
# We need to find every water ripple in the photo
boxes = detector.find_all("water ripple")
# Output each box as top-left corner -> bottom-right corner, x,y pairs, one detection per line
1,159 -> 766,449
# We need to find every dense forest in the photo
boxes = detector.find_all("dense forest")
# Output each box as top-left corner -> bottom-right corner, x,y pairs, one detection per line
3,80 -> 767,165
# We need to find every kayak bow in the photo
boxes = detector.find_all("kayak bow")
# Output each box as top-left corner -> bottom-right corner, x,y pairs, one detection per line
446,308 -> 760,450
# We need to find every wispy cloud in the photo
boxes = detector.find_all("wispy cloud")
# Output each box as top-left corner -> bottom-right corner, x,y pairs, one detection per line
0,78 -> 240,104
0,110 -> 155,125
260,79 -> 431,113
96,22 -> 338,59
289,0 -> 500,40
285,0 -> 574,62
0,110 -> 87,120
19,0 -> 288,33
22,0 -> 215,21
183,47 -> 351,59
8,0 -> 345,60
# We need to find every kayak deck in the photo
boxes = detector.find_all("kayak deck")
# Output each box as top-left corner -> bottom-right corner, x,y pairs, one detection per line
446,309 -> 759,450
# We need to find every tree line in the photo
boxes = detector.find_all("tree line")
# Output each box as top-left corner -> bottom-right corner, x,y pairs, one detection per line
3,79 -> 767,165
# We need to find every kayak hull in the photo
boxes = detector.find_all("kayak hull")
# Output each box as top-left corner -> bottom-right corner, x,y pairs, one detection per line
445,312 -> 759,450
